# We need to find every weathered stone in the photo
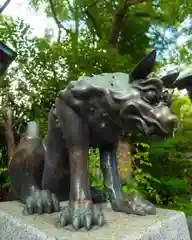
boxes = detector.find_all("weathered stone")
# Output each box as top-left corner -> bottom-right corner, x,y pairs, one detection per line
0,201 -> 190,240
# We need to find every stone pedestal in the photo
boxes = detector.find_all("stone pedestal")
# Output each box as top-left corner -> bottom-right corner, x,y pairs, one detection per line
0,201 -> 191,240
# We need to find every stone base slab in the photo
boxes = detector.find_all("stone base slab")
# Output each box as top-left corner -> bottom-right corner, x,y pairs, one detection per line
0,201 -> 191,240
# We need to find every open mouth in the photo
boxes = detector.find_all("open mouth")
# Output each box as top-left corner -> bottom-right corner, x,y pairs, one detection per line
125,115 -> 169,137
120,101 -> 176,137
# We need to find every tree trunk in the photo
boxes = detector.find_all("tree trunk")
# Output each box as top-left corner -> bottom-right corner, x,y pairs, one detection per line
4,108 -> 15,163
117,136 -> 134,181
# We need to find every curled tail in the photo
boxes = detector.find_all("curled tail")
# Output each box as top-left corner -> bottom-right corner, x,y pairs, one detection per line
8,120 -> 42,169
5,110 -> 41,163
8,120 -> 45,200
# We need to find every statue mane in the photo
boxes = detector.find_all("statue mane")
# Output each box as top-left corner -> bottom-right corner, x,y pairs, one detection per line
67,73 -> 165,106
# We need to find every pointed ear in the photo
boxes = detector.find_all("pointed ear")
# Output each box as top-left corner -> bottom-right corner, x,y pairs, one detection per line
129,50 -> 156,82
173,67 -> 192,90
160,71 -> 180,88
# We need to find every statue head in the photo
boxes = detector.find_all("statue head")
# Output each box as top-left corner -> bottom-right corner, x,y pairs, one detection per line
67,49 -> 179,139
119,50 -> 179,137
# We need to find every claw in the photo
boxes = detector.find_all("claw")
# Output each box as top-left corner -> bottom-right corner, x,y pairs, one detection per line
130,196 -> 156,215
110,194 -> 156,216
51,193 -> 60,212
60,215 -> 67,227
93,206 -> 105,226
45,201 -> 53,213
25,196 -> 34,214
22,206 -> 30,216
58,201 -> 105,230
72,216 -> 80,230
134,207 -> 146,216
59,207 -> 69,227
144,204 -> 156,215
36,199 -> 43,214
97,211 -> 105,227
84,214 -> 92,230
23,189 -> 60,215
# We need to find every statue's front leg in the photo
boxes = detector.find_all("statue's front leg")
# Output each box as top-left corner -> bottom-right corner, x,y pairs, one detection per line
100,143 -> 156,216
55,99 -> 105,230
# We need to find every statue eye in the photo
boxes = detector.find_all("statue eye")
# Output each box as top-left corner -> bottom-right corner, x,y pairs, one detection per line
144,90 -> 157,102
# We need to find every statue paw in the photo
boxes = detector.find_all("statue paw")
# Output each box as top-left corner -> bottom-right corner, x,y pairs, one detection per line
57,200 -> 105,230
112,195 -> 156,216
23,189 -> 60,215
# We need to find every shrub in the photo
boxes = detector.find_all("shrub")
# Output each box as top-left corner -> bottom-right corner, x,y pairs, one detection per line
87,135 -> 192,215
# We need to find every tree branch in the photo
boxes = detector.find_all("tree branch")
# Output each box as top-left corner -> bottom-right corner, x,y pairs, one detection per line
0,0 -> 12,13
85,9 -> 102,39
134,11 -> 164,21
127,0 -> 146,5
47,0 -> 70,42
109,1 -> 129,47
65,0 -> 74,16
84,1 -> 102,39
109,0 -> 146,48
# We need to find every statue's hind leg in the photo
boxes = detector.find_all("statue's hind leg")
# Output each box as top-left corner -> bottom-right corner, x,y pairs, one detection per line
8,121 -> 60,214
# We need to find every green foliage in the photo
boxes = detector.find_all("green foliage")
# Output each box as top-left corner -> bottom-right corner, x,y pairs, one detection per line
131,142 -> 162,204
171,94 -> 192,141
88,148 -> 104,190
146,137 -> 191,205
87,134 -> 192,215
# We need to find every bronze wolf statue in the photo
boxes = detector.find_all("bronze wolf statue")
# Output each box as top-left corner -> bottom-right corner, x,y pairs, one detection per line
9,50 -> 180,231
